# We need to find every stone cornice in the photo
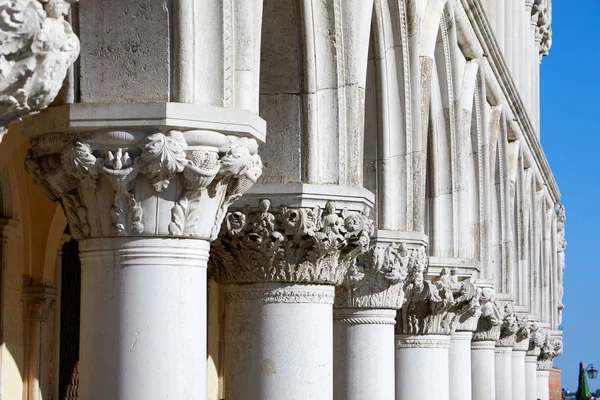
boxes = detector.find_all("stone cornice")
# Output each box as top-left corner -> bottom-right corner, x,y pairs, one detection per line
461,0 -> 560,203
0,0 -> 79,141
19,103 -> 267,143
209,195 -> 374,286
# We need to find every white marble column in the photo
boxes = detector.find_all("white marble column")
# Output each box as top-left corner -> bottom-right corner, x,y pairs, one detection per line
470,287 -> 503,400
78,238 -> 209,400
224,284 -> 335,400
449,331 -> 474,400
396,335 -> 451,400
210,196 -> 374,400
525,355 -> 539,400
24,125 -> 265,400
395,262 -> 481,400
536,370 -> 550,400
334,309 -> 396,400
333,237 -> 411,400
22,287 -> 56,400
471,341 -> 496,400
494,346 -> 513,400
512,350 -> 527,399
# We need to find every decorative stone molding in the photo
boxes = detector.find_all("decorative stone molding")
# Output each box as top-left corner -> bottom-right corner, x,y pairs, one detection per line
25,129 -> 262,240
557,203 -> 566,323
532,0 -> 552,59
473,288 -> 502,341
209,199 -> 374,285
537,336 -> 562,371
395,337 -> 450,349
527,322 -> 547,357
334,309 -> 397,326
335,242 -> 409,309
223,286 -> 335,305
495,301 -> 519,348
0,0 -> 79,141
396,255 -> 479,335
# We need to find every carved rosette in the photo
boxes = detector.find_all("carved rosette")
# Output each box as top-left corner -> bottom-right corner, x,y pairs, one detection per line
335,242 -> 409,309
495,301 -> 519,348
537,336 -> 563,371
0,0 -> 80,140
25,129 -> 262,241
527,322 -> 547,357
473,288 -> 502,342
208,199 -> 374,286
396,254 -> 480,335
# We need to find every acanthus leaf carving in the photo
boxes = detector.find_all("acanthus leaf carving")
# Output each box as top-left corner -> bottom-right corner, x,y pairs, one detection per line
0,0 -> 79,141
335,242 -> 410,309
396,251 -> 464,335
208,199 -> 374,286
25,129 -> 263,241
537,335 -> 562,371
140,130 -> 187,192
527,322 -> 547,356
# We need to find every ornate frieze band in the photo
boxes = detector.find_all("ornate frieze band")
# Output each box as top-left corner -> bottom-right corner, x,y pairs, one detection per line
395,337 -> 450,349
223,286 -> 335,305
209,199 -> 374,286
25,129 -> 262,241
0,0 -> 79,140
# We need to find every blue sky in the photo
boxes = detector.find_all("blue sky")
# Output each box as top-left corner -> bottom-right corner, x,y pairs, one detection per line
541,0 -> 600,391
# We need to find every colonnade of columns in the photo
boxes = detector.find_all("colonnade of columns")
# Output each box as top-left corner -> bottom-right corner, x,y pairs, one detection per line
0,0 -> 564,399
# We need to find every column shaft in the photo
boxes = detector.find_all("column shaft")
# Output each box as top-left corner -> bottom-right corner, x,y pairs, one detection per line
537,370 -> 550,400
471,341 -> 496,400
449,331 -> 473,400
224,283 -> 334,400
495,347 -> 513,400
396,335 -> 450,400
525,355 -> 538,400
78,238 -> 209,400
334,308 -> 396,400
512,350 -> 527,399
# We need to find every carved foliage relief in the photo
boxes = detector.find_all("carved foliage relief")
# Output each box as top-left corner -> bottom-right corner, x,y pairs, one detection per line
25,130 -> 262,240
0,0 -> 79,139
335,243 -> 410,309
397,255 -> 480,335
209,199 -> 374,286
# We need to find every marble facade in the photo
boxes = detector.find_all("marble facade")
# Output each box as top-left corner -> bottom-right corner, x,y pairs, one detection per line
0,0 -> 563,399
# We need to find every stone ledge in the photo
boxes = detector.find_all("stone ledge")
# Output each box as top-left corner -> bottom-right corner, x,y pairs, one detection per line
19,103 -> 267,143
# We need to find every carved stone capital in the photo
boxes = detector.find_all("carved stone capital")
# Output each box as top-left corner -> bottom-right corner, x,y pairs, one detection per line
25,129 -> 262,241
537,335 -> 563,371
209,199 -> 374,286
473,288 -> 502,342
0,0 -> 79,140
394,249 -> 479,335
495,301 -> 519,348
513,314 -> 531,352
335,241 -> 409,309
22,285 -> 56,321
527,322 -> 547,357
